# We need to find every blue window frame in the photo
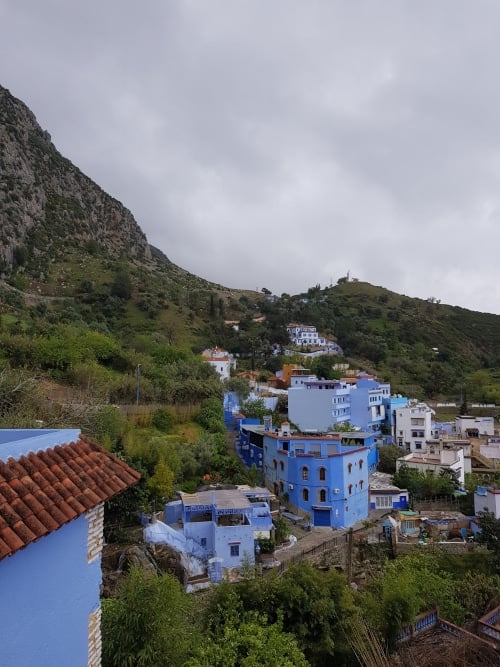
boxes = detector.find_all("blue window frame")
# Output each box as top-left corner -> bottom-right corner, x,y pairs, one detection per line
230,544 -> 240,557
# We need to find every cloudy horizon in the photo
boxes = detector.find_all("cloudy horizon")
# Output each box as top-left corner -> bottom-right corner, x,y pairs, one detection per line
2,1 -> 500,313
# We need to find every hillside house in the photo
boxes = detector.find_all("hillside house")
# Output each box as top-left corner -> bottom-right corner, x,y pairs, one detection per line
237,422 -> 370,528
369,472 -> 409,511
349,378 -> 390,433
201,347 -> 236,381
393,401 -> 434,451
288,379 -> 351,431
395,441 -> 465,486
150,486 -> 273,582
474,485 -> 500,518
456,415 -> 495,438
0,428 -> 140,667
287,323 -> 327,347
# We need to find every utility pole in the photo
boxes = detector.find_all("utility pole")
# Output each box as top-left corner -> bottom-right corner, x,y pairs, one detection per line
136,363 -> 141,405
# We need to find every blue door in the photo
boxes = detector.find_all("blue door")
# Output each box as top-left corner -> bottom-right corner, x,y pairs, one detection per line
313,508 -> 331,527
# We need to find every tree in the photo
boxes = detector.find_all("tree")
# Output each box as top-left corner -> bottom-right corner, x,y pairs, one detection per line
101,568 -> 196,667
377,445 -> 405,474
187,613 -> 308,667
475,510 -> 500,569
224,376 -> 251,403
147,456 -> 175,503
197,397 -> 225,433
110,266 -> 132,300
240,398 -> 267,421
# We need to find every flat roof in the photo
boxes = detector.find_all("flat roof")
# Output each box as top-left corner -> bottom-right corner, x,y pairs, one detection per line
182,489 -> 252,510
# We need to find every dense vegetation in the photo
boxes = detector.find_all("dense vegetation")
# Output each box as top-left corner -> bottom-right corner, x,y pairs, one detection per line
102,544 -> 500,666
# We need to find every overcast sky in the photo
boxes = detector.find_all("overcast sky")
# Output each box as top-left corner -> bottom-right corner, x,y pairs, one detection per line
2,1 -> 500,313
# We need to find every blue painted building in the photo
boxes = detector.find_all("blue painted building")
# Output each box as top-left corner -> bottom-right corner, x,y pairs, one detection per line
288,379 -> 351,431
235,417 -> 264,469
159,487 -> 273,580
382,395 -> 409,436
0,429 -> 140,667
369,472 -> 409,510
239,422 -> 369,528
349,379 -> 390,433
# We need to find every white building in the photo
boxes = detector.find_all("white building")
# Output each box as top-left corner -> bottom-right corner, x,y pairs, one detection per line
480,437 -> 500,466
455,415 -> 495,438
395,442 -> 465,486
201,347 -> 236,381
369,472 -> 409,511
474,485 -> 500,518
287,323 -> 327,347
394,401 -> 434,451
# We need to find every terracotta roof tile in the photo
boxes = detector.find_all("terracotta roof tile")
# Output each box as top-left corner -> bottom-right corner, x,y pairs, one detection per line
1,526 -> 24,552
0,434 -> 140,561
0,482 -> 17,503
0,537 -> 11,559
12,520 -> 36,544
22,513 -> 49,539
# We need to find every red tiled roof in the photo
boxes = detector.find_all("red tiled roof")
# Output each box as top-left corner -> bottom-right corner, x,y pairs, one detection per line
0,434 -> 140,561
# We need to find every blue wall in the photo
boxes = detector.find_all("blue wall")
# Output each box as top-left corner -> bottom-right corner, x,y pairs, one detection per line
0,515 -> 100,667
261,431 -> 369,528
0,428 -> 81,459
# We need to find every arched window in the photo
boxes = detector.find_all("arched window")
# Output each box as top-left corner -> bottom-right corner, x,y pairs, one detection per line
302,466 -> 309,481
319,489 -> 327,502
273,459 -> 277,469
279,481 -> 284,494
359,459 -> 363,470
302,488 -> 309,502
348,463 -> 353,474
280,461 -> 284,471
348,484 -> 353,495
359,480 -> 364,489
319,467 -> 326,481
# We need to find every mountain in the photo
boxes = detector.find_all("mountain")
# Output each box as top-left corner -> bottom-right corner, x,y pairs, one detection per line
0,84 -> 152,272
1,84 -> 500,406
0,84 -> 250,345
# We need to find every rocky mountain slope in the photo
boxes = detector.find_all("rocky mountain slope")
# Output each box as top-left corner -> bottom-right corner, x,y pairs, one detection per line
0,84 -> 152,277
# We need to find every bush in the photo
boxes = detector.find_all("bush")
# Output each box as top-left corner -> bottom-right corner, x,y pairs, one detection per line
151,408 -> 174,433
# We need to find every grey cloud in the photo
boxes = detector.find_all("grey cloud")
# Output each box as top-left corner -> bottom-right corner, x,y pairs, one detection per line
2,1 -> 500,312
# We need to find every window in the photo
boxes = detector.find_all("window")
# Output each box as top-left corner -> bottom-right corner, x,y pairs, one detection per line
359,459 -> 363,470
348,484 -> 353,495
200,538 -> 207,547
302,467 -> 309,481
280,461 -> 284,471
359,480 -> 364,489
319,467 -> 326,481
302,488 -> 309,502
319,489 -> 327,502
348,463 -> 353,474
415,442 -> 422,450
230,544 -> 240,557
375,496 -> 392,509
273,459 -> 277,469
279,481 -> 284,493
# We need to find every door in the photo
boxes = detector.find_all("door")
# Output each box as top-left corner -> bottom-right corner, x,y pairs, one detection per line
313,508 -> 331,527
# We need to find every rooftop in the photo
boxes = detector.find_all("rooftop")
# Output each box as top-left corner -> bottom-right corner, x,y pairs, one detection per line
182,489 -> 252,511
0,432 -> 140,561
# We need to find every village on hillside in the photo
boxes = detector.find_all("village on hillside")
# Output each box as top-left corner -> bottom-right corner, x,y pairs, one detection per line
2,321 -> 500,666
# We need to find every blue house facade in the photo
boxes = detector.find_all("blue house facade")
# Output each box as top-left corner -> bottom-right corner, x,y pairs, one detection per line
239,423 -> 369,529
0,429 -> 140,667
160,487 -> 273,581
349,379 -> 390,433
287,380 -> 351,432
381,395 -> 409,436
